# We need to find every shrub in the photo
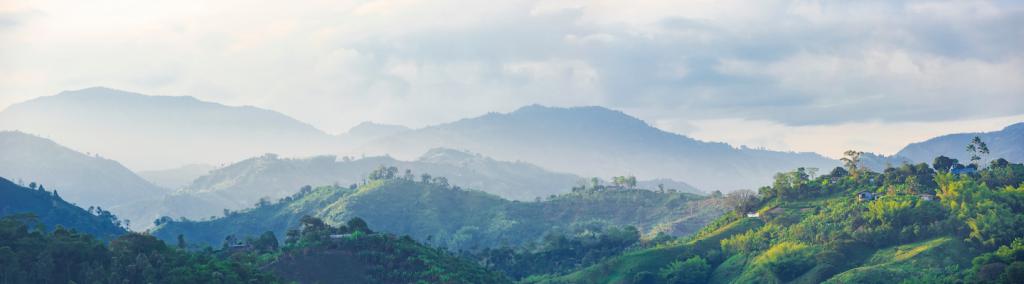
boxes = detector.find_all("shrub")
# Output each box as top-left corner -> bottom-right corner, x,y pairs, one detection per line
659,256 -> 710,284
755,242 -> 816,281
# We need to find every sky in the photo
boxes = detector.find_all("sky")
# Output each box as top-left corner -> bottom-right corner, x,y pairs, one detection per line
1,0 -> 1022,158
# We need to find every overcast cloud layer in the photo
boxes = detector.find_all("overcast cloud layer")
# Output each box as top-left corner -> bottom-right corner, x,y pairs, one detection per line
1,0 -> 1022,157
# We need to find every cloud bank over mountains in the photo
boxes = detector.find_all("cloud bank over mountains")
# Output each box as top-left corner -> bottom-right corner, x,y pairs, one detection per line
1,0 -> 1022,156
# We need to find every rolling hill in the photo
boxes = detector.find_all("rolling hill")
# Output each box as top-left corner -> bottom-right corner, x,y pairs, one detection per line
151,148 -> 700,221
0,131 -> 166,228
152,178 -> 725,251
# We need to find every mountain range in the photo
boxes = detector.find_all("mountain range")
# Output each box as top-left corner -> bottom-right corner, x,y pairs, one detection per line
898,122 -> 1024,164
0,87 -> 846,191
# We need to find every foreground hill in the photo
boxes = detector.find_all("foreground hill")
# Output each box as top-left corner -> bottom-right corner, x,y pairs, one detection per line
270,216 -> 509,284
533,159 -> 1024,283
355,105 -> 838,191
0,87 -> 338,170
153,177 -> 724,251
155,149 -> 699,220
0,131 -> 166,227
898,122 -> 1024,164
0,177 -> 126,239
0,214 -> 279,283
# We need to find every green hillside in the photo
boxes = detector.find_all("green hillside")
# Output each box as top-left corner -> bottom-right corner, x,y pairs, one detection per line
534,156 -> 1024,284
270,215 -> 509,283
0,176 -> 126,239
153,173 -> 724,252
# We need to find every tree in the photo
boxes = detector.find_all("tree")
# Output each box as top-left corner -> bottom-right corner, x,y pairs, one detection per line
432,176 -> 449,188
806,167 -> 819,179
725,189 -> 759,213
254,231 -> 279,251
299,215 -> 326,232
966,136 -> 990,167
829,166 -> 849,178
404,169 -> 415,181
659,256 -> 709,284
933,156 -> 958,173
387,166 -> 398,179
991,158 -> 1011,168
255,197 -> 271,208
177,234 -> 187,250
28,182 -> 37,190
840,150 -> 863,178
421,173 -> 432,183
710,190 -> 723,198
347,217 -> 371,233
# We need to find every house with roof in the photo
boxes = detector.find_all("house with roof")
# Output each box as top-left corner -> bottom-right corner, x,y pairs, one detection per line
951,167 -> 977,175
857,191 -> 876,202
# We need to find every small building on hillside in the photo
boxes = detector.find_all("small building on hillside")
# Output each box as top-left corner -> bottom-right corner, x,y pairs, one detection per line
857,191 -> 876,202
951,167 -> 977,175
746,212 -> 760,218
329,234 -> 353,240
917,194 -> 936,201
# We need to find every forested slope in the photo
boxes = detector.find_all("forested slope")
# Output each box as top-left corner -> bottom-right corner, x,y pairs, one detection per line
535,157 -> 1024,283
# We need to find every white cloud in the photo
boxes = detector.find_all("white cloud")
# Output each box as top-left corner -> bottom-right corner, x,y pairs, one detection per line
1,0 -> 1021,155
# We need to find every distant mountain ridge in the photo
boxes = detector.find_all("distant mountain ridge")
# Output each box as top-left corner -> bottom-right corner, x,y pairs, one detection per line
0,87 -> 339,170
897,122 -> 1024,164
353,105 -> 839,191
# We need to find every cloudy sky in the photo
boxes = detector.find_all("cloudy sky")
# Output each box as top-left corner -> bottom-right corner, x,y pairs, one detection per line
2,0 -> 1022,157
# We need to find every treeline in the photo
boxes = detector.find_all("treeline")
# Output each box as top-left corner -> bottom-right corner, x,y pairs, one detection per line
0,214 -> 279,283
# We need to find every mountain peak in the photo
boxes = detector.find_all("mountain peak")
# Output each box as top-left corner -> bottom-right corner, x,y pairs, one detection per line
418,148 -> 479,163
54,86 -> 200,102
346,121 -> 411,136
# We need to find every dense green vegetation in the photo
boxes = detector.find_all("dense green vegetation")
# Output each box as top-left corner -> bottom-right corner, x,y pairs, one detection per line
467,223 -> 652,280
534,149 -> 1024,283
0,215 -> 279,283
271,215 -> 509,283
154,170 -> 723,252
0,177 -> 126,239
